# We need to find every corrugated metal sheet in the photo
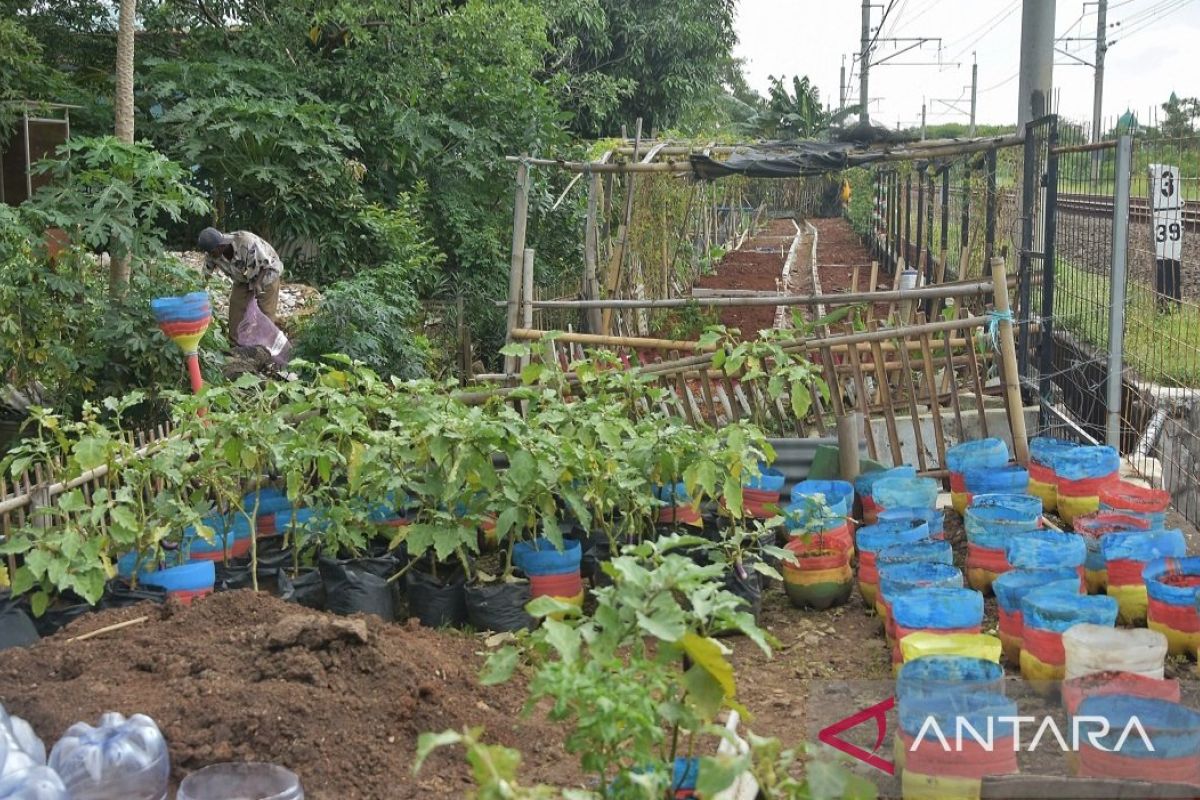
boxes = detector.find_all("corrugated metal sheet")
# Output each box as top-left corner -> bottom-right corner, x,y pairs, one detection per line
768,437 -> 866,495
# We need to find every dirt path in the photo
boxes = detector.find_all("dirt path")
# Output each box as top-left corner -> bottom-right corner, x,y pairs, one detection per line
694,217 -> 810,336
809,217 -> 892,319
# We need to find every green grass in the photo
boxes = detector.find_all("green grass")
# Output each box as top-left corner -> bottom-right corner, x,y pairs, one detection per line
1051,258 -> 1200,387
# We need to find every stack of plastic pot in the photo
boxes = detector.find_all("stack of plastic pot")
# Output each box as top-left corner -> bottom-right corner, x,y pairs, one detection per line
992,570 -> 1081,665
854,465 -> 917,524
893,655 -> 1004,772
946,438 -> 1012,514
853,519 -> 930,606
891,587 -> 983,668
784,480 -> 855,555
654,483 -> 701,528
513,537 -> 584,608
740,464 -> 786,520
1100,481 -> 1171,528
878,506 -> 945,540
875,542 -> 957,641
1019,587 -> 1118,690
963,494 -> 1042,593
1143,556 -> 1200,657
1027,436 -> 1079,513
897,690 -> 1018,798
1053,445 -> 1120,525
1076,695 -> 1200,784
1101,528 -> 1187,624
878,564 -> 963,647
1005,530 -> 1087,582
781,537 -> 853,610
1072,512 -> 1150,593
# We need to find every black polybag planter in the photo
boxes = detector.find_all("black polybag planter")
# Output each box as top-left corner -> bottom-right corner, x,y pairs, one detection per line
319,557 -> 397,620
215,547 -> 297,592
99,579 -> 168,609
0,599 -> 38,651
276,567 -> 325,609
724,563 -> 763,622
33,598 -> 92,637
464,581 -> 533,632
406,567 -> 467,629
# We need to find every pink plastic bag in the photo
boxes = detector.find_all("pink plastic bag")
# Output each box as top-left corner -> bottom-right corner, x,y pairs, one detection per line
237,297 -> 292,365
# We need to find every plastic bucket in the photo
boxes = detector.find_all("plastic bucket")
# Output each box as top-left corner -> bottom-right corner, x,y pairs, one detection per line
1054,446 -> 1120,524
892,587 -> 984,665
854,466 -> 917,523
872,476 -> 939,511
789,480 -> 853,514
1029,437 -> 1080,512
1062,671 -> 1181,718
1143,557 -> 1200,657
1063,624 -> 1169,681
1076,695 -> 1200,781
1073,512 -> 1151,593
1100,481 -> 1170,528
898,632 -> 1002,670
1005,530 -> 1086,573
879,506 -> 945,539
877,562 -> 963,641
782,541 -> 853,610
138,560 -> 215,606
854,520 -> 931,606
1102,529 -> 1187,624
948,439 -> 1011,513
513,537 -> 583,576
896,656 -> 1004,701
898,691 -> 1018,780
1020,591 -> 1119,687
992,570 -> 1081,664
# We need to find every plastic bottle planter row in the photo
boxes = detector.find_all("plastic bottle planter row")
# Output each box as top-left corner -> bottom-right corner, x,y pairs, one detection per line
877,562 -> 962,645
991,571 -> 1081,665
853,520 -> 930,607
947,438 -> 1012,515
1102,529 -> 1188,625
1019,590 -> 1119,691
896,655 -> 1004,702
871,476 -> 939,513
853,466 -> 916,524
1005,530 -> 1087,577
874,540 -> 956,640
897,632 -> 1002,677
781,540 -> 852,611
878,506 -> 944,540
1143,557 -> 1200,657
1073,512 -> 1152,593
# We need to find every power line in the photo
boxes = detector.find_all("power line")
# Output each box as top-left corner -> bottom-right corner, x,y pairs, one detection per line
1111,0 -> 1192,41
945,0 -> 1022,63
980,69 -> 1019,93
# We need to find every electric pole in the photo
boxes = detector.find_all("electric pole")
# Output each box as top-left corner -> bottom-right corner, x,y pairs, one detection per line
969,55 -> 978,137
840,55 -> 848,111
1091,0 -> 1107,176
860,0 -> 871,123
1017,0 -> 1056,127
921,101 -> 927,140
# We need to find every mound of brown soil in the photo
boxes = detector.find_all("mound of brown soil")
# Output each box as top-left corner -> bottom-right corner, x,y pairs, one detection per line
0,591 -> 576,799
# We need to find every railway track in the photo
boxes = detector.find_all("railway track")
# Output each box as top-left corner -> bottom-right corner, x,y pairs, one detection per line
1058,192 -> 1199,226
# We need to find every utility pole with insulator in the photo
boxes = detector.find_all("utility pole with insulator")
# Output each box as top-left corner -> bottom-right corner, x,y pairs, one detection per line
969,55 -> 978,137
1092,0 -> 1108,176
921,101 -> 927,140
860,0 -> 872,124
840,55 -> 848,110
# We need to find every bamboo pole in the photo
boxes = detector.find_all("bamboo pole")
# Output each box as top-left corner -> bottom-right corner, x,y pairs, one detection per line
503,158 -> 530,374
519,249 -> 535,376
837,413 -> 862,481
582,172 -> 603,333
519,280 -> 997,310
990,257 -> 1030,466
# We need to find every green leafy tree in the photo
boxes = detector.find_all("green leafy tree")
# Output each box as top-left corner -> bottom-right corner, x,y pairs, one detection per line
1160,92 -> 1200,138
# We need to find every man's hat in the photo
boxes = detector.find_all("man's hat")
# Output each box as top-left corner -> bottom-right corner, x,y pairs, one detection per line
197,227 -> 232,252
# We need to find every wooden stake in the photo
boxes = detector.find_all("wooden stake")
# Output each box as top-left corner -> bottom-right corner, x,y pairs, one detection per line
837,413 -> 863,481
67,615 -> 149,643
503,159 -> 530,374
990,257 -> 1030,466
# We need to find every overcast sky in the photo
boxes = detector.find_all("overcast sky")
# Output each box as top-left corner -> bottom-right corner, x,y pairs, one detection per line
734,0 -> 1200,130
